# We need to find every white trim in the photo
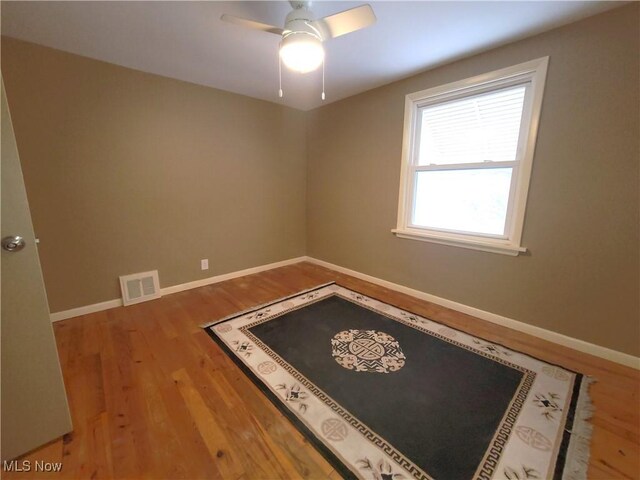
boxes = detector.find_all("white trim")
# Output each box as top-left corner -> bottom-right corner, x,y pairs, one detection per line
391,229 -> 526,256
303,256 -> 640,370
49,255 -> 639,370
49,298 -> 123,322
160,256 -> 307,295
49,256 -> 307,322
395,57 -> 549,256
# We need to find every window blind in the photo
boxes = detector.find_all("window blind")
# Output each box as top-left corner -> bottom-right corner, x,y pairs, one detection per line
418,84 -> 527,166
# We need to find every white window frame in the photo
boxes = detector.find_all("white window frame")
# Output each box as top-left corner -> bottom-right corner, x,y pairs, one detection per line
392,57 -> 549,256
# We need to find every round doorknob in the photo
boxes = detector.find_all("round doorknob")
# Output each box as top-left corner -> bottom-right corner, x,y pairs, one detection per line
2,235 -> 25,252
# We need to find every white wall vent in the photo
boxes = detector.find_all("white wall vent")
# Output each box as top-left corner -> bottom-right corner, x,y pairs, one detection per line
119,270 -> 161,306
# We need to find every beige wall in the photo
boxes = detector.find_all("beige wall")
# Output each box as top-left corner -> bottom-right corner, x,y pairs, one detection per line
2,5 -> 638,357
1,37 -> 307,313
306,5 -> 640,356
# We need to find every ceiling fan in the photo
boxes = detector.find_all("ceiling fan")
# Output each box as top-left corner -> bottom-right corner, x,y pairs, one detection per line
221,1 -> 376,99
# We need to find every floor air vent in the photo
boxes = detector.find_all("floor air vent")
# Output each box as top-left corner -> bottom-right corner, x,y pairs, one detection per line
119,270 -> 161,306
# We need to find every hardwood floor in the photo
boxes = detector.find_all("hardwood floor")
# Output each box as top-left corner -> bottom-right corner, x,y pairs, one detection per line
3,262 -> 639,479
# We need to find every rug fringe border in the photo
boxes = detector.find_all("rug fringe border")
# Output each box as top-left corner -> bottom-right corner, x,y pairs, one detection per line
200,281 -> 336,329
562,375 -> 596,480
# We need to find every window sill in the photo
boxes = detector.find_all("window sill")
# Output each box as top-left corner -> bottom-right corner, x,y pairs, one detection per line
391,229 -> 527,256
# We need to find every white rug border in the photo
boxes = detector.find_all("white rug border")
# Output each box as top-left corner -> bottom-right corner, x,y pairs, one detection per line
204,282 -> 596,480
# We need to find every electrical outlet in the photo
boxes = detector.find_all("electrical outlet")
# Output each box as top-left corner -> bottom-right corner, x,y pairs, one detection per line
201,259 -> 209,270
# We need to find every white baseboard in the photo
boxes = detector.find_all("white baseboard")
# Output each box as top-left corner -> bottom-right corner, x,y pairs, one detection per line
50,298 -> 123,322
304,256 -> 640,370
49,254 -> 639,370
160,256 -> 307,295
49,256 -> 307,323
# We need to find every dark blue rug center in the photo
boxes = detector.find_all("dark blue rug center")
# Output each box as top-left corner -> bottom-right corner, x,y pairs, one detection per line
248,295 -> 523,479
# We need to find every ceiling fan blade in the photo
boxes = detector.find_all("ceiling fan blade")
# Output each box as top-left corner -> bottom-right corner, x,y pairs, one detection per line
220,14 -> 284,35
314,4 -> 376,39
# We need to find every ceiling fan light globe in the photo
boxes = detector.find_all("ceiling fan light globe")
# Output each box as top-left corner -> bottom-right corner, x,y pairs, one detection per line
279,33 -> 324,73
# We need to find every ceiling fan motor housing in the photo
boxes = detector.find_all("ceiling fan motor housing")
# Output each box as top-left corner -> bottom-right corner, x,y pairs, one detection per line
284,8 -> 323,40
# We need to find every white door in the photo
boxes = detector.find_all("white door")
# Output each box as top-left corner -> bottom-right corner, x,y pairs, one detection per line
1,79 -> 72,460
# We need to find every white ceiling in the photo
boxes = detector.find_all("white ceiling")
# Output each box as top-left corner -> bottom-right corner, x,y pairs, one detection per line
1,1 -> 624,110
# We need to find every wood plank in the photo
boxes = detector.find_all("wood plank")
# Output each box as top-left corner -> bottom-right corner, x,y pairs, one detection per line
2,262 -> 637,479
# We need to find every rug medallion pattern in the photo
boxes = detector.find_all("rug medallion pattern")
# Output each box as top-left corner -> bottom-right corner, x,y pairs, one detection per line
331,329 -> 406,373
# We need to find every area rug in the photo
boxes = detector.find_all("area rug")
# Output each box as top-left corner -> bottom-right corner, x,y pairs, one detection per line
203,283 -> 594,480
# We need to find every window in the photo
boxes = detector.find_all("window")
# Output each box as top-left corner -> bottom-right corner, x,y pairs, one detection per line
393,57 -> 548,255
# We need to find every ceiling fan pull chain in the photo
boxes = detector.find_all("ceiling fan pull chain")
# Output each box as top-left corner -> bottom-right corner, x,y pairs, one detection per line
278,47 -> 284,98
321,58 -> 325,101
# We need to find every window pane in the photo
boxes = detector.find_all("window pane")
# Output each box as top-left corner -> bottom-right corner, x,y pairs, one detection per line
418,85 -> 526,166
412,168 -> 513,236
